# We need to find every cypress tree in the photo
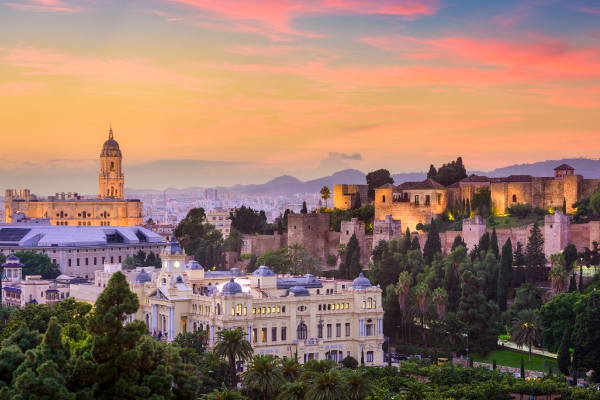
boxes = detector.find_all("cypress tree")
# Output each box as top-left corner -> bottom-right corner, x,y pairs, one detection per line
338,262 -> 348,280
451,235 -> 466,251
569,273 -> 577,293
277,220 -> 283,235
349,252 -> 362,279
525,222 -> 546,283
520,358 -> 525,378
403,227 -> 411,252
579,264 -> 584,293
557,330 -> 571,375
469,244 -> 480,261
514,241 -> 526,267
423,218 -> 442,264
497,238 -> 512,312
490,228 -> 499,258
466,199 -> 471,217
479,232 -> 490,253
300,202 -> 308,214
564,244 -> 578,271
493,358 -> 497,370
462,199 -> 466,214
411,236 -> 421,252
563,197 -> 567,214
354,192 -> 362,209
346,234 -> 360,263
246,254 -> 258,274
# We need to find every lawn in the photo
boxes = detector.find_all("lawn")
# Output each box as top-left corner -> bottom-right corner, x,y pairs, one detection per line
473,349 -> 556,373
486,214 -> 545,229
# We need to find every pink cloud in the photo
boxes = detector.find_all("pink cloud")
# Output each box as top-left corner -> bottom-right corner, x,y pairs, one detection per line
170,0 -> 439,38
3,0 -> 83,12
2,47 -> 216,89
575,7 -> 600,15
0,81 -> 44,95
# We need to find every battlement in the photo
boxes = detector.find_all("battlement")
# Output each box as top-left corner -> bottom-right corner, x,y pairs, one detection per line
463,215 -> 486,226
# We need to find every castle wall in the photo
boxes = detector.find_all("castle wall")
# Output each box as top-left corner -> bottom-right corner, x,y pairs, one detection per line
568,224 -> 590,252
490,182 -> 508,214
544,211 -> 569,258
442,230 -> 462,255
374,187 -> 445,233
564,175 -> 582,213
462,216 -> 487,251
580,179 -> 600,198
340,218 -> 367,263
590,222 -> 600,248
241,234 -> 284,256
540,179 -> 563,210
288,213 -> 331,260
333,184 -> 368,210
373,215 -> 401,244
508,182 -> 533,209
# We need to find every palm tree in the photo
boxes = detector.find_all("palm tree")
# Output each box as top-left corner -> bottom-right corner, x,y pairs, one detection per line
213,328 -> 253,388
401,381 -> 429,400
320,186 -> 331,209
413,283 -> 431,347
395,271 -> 412,344
305,370 -> 350,400
343,369 -> 374,400
281,358 -> 302,382
510,309 -> 543,361
337,243 -> 347,264
276,381 -> 306,400
202,384 -> 244,400
242,354 -> 285,400
300,359 -> 337,382
443,312 -> 466,348
549,254 -> 569,295
431,287 -> 448,320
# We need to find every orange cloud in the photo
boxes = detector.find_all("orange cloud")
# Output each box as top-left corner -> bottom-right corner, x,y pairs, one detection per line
2,47 -> 216,89
3,0 -> 83,12
0,81 -> 44,95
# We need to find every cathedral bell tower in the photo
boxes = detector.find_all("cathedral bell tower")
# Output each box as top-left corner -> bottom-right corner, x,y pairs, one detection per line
98,126 -> 124,199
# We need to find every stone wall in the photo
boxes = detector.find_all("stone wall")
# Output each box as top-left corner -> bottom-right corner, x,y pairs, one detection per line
462,216 -> 487,251
373,215 -> 402,245
569,224 -> 590,252
241,233 -> 285,256
544,211 -> 569,258
581,179 -> 600,198
340,218 -> 368,263
490,182 -> 508,214
288,213 -> 331,260
590,222 -> 600,247
333,184 -> 368,210
374,187 -> 444,233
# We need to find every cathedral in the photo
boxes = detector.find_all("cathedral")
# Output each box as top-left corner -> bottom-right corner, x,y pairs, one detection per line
4,127 -> 143,227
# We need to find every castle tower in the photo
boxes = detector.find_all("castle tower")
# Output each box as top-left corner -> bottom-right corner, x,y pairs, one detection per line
98,126 -> 124,199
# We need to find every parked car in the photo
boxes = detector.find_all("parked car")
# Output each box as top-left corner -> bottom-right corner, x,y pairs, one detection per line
398,354 -> 408,361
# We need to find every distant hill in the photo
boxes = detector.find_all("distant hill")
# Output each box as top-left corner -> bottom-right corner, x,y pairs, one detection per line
125,158 -> 600,196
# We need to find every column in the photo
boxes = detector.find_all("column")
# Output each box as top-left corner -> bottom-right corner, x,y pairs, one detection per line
378,319 -> 383,336
151,304 -> 158,333
168,306 -> 175,340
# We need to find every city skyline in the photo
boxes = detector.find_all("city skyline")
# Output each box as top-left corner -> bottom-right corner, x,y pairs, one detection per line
1,0 -> 599,191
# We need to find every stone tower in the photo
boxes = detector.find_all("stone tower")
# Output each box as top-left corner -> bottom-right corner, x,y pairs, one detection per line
462,215 -> 487,252
98,126 -> 124,199
544,211 -> 569,259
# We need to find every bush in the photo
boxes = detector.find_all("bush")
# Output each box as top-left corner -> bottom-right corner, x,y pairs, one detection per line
326,254 -> 337,266
533,207 -> 547,217
342,356 -> 359,369
416,223 -> 424,231
507,203 -> 533,219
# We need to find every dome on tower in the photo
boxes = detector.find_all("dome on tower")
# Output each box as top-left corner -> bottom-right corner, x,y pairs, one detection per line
101,126 -> 122,157
221,278 -> 243,296
351,273 -> 372,290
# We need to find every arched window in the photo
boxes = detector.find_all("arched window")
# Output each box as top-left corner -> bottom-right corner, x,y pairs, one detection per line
297,323 -> 308,340
216,304 -> 222,315
110,161 -> 115,171
512,194 -> 517,203
110,187 -> 115,196
382,195 -> 386,202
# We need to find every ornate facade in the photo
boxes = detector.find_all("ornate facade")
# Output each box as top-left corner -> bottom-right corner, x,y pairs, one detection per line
4,127 -> 143,227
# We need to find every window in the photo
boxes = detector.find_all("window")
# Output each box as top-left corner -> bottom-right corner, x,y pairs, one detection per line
345,323 -> 350,336
94,257 -> 97,265
77,258 -> 80,267
336,323 -> 341,337
281,327 -> 287,341
366,324 -> 374,336
437,194 -> 442,205
425,195 -> 430,206
327,324 -> 332,338
382,195 -> 386,202
252,328 -> 257,343
367,298 -> 373,309
318,322 -> 323,338
85,258 -> 89,266
236,304 -> 242,316
6,270 -> 11,278
512,194 -> 517,203
367,351 -> 374,362
261,328 -> 267,342
297,323 -> 307,340
272,327 -> 277,342
68,259 -> 72,267
415,195 -> 420,205
282,306 -> 286,313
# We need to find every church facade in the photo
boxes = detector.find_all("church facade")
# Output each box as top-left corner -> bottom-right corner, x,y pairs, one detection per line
4,127 -> 143,227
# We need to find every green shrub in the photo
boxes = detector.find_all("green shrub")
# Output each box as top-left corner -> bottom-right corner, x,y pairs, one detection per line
507,203 -> 533,219
342,356 -> 359,369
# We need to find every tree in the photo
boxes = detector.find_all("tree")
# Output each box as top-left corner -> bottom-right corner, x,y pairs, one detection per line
539,292 -> 580,352
396,272 -> 412,345
344,368 -> 374,400
451,235 -> 466,251
401,381 -> 430,400
465,199 -> 471,218
301,202 -> 308,214
175,208 -> 221,254
353,192 -> 361,209
478,232 -> 490,254
320,186 -> 331,209
431,287 -> 448,320
458,271 -> 499,355
428,157 -> 467,187
557,330 -> 571,375
281,358 -> 302,382
348,252 -> 361,279
490,228 -> 499,258
246,254 -> 258,274
134,249 -> 147,266
568,273 -> 577,293
242,354 -> 285,400
276,381 -> 306,400
304,370 -> 350,400
423,218 -> 442,265
590,191 -> 600,215
564,244 -> 578,271
510,309 -> 543,361
213,328 -> 253,388
549,255 -> 569,295
174,329 -> 207,356
427,164 -> 437,179
563,197 -> 567,214
9,251 -> 61,279
229,206 -> 265,235
525,222 -> 546,283
514,242 -> 526,267
366,169 -> 394,200
202,384 -> 244,400
412,283 -> 431,346
498,238 -> 512,312
572,292 -> 600,381
86,271 -> 149,399
411,236 -> 421,252
344,234 -> 361,279
404,228 -> 412,250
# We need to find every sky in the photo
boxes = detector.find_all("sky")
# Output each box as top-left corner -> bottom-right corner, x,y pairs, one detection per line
1,0 -> 600,193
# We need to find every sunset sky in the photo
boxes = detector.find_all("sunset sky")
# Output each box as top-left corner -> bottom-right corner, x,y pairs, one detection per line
1,0 -> 600,193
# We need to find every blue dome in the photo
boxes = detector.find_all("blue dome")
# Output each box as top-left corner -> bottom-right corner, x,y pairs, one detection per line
252,265 -> 275,276
133,268 -> 152,284
351,273 -> 372,290
288,285 -> 310,297
222,278 -> 243,296
186,261 -> 203,270
1,255 -> 23,267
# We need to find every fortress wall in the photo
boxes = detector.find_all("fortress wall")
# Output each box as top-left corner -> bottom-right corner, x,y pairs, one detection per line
491,182 -> 508,214
508,182 -> 533,208
446,188 -> 461,209
340,218 -> 368,263
328,231 -> 341,255
333,184 -> 368,210
564,175 -> 582,213
581,179 -> 600,198
441,230 -> 462,255
569,224 -> 590,251
531,178 -> 546,209
288,213 -> 331,260
244,234 -> 284,256
540,179 -> 564,210
590,222 -> 600,247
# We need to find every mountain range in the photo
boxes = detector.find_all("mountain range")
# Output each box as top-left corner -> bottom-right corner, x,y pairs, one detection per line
125,158 -> 600,197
